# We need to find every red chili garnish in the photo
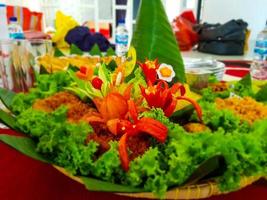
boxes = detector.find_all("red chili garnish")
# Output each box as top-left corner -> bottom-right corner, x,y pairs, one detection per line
119,133 -> 130,171
176,96 -> 202,122
92,77 -> 103,90
139,59 -> 159,85
117,99 -> 168,171
140,80 -> 202,119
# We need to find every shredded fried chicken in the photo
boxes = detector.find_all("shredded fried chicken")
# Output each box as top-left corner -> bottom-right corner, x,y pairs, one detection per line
33,92 -> 97,122
216,97 -> 267,124
127,134 -> 150,160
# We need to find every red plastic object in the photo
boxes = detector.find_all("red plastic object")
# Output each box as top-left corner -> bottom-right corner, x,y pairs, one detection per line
172,10 -> 198,51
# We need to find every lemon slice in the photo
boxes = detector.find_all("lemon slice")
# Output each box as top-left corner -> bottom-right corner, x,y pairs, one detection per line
124,46 -> 136,77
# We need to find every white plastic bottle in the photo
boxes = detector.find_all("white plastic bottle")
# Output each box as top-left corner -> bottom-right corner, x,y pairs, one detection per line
251,20 -> 267,80
0,4 -> 9,40
8,17 -> 25,39
115,19 -> 129,57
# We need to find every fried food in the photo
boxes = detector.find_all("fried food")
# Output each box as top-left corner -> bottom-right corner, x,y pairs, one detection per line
183,123 -> 209,133
215,97 -> 267,124
210,82 -> 228,92
33,92 -> 97,122
37,55 -> 123,73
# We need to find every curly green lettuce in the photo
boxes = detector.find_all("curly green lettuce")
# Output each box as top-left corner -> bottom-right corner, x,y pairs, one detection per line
11,71 -> 72,114
16,106 -> 97,175
12,91 -> 267,198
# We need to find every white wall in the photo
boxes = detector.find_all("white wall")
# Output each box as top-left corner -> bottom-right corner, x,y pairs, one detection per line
201,0 -> 267,40
165,0 -> 198,22
165,0 -> 182,21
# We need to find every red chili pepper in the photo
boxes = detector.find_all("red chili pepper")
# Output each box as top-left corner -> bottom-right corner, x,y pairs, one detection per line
127,100 -> 138,122
136,118 -> 168,143
140,80 -> 202,118
170,83 -> 186,96
163,98 -> 177,117
115,100 -> 168,171
118,133 -> 130,171
92,77 -> 103,90
176,96 -> 202,122
123,84 -> 133,100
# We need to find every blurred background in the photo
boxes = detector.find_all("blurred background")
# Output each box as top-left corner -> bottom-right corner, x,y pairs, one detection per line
0,0 -> 266,42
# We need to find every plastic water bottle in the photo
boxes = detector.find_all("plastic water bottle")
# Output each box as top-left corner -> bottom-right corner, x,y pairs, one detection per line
115,19 -> 129,57
8,17 -> 25,39
251,20 -> 267,80
0,4 -> 9,40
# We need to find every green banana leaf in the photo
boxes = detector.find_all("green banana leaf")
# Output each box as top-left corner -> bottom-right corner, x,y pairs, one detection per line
232,73 -> 254,97
54,48 -> 65,57
106,60 -> 117,72
255,83 -> 267,102
0,134 -> 50,163
106,47 -> 116,56
70,44 -> 84,55
0,87 -> 15,109
183,155 -> 226,185
81,177 -> 145,193
131,0 -> 185,83
90,44 -> 102,56
0,109 -> 17,130
0,134 -> 145,193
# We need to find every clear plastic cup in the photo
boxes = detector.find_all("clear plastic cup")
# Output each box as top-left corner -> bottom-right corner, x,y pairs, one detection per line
0,39 -> 52,92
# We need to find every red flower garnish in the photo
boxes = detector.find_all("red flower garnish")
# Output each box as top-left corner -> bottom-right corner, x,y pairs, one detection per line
92,77 -> 103,90
140,80 -> 202,121
107,100 -> 168,171
139,59 -> 159,84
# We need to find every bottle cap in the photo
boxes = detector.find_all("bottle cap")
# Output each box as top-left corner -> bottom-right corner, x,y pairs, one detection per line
118,19 -> 125,25
9,16 -> 17,22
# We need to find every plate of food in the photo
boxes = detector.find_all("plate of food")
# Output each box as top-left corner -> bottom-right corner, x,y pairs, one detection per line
1,46 -> 267,199
1,0 -> 267,199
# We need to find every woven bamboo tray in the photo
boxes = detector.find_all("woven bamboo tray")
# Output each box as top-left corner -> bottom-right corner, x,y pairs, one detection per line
53,165 -> 263,199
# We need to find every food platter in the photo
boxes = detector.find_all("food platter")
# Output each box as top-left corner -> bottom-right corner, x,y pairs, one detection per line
0,0 -> 267,199
54,165 -> 262,199
1,50 -> 267,199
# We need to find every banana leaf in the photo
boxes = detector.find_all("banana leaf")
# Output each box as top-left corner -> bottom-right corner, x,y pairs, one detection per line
54,48 -> 65,57
106,47 -> 116,56
0,134 -> 145,193
232,73 -> 254,97
0,134 -> 50,163
255,83 -> 267,102
183,155 -> 226,185
131,0 -> 185,83
81,177 -> 145,193
90,44 -> 102,56
70,44 -> 84,55
0,87 -> 15,109
0,109 -> 17,130
40,65 -> 49,74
